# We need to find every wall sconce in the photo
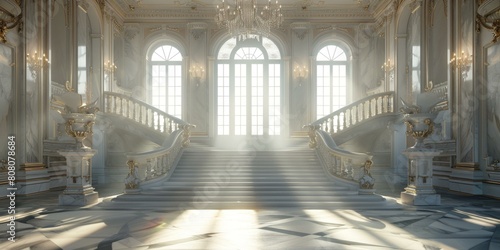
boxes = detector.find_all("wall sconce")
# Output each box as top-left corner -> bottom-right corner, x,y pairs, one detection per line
104,60 -> 117,74
26,51 -> 49,79
0,0 -> 22,44
189,65 -> 205,86
381,59 -> 394,72
293,65 -> 308,86
449,51 -> 472,79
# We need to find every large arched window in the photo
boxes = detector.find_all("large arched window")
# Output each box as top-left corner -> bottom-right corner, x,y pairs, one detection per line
149,45 -> 183,118
216,36 -> 282,136
316,45 -> 349,119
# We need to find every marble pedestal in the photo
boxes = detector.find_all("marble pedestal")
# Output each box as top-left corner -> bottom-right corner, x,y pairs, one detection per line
401,148 -> 441,205
58,149 -> 99,206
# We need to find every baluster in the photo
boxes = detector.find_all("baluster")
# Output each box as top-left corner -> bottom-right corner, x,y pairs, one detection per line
342,112 -> 346,131
125,98 -> 128,117
389,94 -> 394,112
384,95 -> 388,113
146,159 -> 152,180
352,106 -> 357,125
115,96 -> 119,115
366,100 -> 372,119
166,116 -> 168,134
111,96 -> 116,114
330,118 -> 334,135
346,110 -> 350,128
155,112 -> 159,131
128,99 -> 132,118
104,94 -> 108,113
324,120 -> 329,133
132,102 -> 136,121
371,99 -> 376,117
377,97 -> 381,114
336,156 -> 342,176
169,120 -> 173,133
156,156 -> 161,177
358,103 -> 363,123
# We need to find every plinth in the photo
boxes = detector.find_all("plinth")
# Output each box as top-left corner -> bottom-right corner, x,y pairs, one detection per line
58,149 -> 99,205
401,147 -> 441,205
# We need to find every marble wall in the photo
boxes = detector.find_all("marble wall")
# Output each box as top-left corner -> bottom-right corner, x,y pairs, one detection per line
357,25 -> 385,96
408,9 -> 421,98
457,0 -> 476,163
0,44 -> 13,159
50,0 -> 69,86
120,25 -> 143,94
187,26 -> 209,135
428,0 -> 448,86
486,44 -> 500,161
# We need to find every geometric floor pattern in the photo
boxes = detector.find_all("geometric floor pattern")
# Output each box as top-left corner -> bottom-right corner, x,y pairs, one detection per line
1,190 -> 500,249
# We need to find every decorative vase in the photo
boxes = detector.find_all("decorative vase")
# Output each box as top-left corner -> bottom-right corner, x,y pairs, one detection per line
62,113 -> 96,150
403,113 -> 436,149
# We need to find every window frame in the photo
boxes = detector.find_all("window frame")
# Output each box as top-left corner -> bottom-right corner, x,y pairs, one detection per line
147,44 -> 184,119
313,43 -> 352,120
215,36 -> 283,136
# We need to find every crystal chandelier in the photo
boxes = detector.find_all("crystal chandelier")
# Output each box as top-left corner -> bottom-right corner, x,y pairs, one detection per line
215,0 -> 283,41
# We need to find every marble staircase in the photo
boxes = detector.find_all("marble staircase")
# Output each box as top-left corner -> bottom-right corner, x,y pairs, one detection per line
102,147 -> 388,210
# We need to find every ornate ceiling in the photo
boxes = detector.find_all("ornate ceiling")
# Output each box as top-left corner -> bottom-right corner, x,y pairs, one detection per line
109,0 -> 391,23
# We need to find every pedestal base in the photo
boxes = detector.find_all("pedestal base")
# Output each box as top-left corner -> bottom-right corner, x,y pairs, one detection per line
59,191 -> 99,206
401,191 -> 441,205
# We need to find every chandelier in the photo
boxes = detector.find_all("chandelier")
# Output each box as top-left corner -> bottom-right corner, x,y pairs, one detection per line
215,0 -> 283,41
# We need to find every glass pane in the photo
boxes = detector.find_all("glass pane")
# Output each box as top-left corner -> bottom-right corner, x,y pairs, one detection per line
316,45 -> 347,61
152,45 -> 182,61
262,37 -> 281,59
235,47 -> 264,60
217,37 -> 237,60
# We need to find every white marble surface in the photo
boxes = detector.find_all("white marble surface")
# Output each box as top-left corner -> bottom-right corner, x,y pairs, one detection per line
0,43 -> 13,158
401,191 -> 441,205
458,0 -> 476,163
1,189 -> 500,249
358,26 -> 385,95
486,43 -> 500,162
428,0 -> 448,86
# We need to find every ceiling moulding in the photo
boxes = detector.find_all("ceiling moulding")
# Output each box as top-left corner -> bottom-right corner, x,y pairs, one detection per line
121,8 -> 375,22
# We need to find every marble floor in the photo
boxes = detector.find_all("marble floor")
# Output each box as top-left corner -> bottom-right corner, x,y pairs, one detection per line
1,187 -> 500,250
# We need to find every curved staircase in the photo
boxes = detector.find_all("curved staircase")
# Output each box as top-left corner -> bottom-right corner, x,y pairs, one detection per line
101,144 -> 388,210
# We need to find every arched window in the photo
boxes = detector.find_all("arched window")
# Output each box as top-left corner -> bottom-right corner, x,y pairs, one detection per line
149,45 -> 183,118
316,45 -> 349,119
216,36 -> 282,136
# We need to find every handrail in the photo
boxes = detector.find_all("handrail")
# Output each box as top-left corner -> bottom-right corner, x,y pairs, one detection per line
307,129 -> 375,192
311,91 -> 395,136
102,91 -> 195,192
104,91 -> 188,135
303,92 -> 395,192
124,130 -> 185,192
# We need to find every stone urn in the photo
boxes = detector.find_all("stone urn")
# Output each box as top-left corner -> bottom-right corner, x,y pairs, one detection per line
403,113 -> 436,149
63,113 -> 96,150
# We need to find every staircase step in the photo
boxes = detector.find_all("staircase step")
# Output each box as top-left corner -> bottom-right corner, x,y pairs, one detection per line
102,146 -> 388,209
101,198 -> 387,210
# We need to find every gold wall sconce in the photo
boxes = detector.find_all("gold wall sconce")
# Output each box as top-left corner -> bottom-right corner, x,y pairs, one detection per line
0,0 -> 22,44
293,65 -> 308,86
104,60 -> 117,74
189,65 -> 205,86
26,51 -> 49,79
449,51 -> 472,79
381,59 -> 394,72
